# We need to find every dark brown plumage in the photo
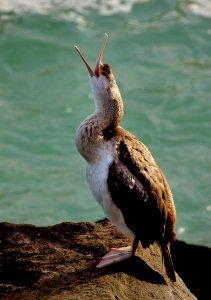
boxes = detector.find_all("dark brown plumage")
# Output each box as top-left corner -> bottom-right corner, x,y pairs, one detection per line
106,128 -> 176,281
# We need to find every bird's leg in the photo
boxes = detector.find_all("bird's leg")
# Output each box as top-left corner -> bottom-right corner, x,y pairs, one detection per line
96,237 -> 139,268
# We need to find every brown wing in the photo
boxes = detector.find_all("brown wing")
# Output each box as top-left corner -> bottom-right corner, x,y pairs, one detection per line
107,128 -> 176,248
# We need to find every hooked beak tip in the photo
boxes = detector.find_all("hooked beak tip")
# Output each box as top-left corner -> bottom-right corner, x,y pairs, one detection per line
74,33 -> 109,78
94,33 -> 109,77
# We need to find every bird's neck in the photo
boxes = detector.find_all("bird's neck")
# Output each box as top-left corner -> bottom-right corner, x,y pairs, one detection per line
76,104 -> 123,162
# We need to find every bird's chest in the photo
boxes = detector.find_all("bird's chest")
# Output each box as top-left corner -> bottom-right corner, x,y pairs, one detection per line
86,147 -> 113,210
86,144 -> 134,238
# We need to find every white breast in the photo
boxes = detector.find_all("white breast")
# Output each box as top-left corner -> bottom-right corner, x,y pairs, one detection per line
86,141 -> 134,238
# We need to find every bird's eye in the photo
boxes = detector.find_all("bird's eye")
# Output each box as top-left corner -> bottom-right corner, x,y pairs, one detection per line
101,71 -> 106,76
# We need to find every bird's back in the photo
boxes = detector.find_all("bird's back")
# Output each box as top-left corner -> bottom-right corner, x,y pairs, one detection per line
105,126 -> 176,248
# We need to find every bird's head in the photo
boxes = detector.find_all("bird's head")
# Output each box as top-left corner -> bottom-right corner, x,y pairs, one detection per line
74,34 -> 123,117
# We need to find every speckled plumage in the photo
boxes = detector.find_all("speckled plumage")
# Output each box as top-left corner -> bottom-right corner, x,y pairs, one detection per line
75,36 -> 176,281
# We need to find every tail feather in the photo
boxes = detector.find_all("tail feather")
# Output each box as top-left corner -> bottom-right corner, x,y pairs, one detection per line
161,244 -> 176,282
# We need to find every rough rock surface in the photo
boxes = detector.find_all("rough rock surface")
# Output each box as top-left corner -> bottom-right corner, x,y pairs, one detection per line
0,221 -> 204,299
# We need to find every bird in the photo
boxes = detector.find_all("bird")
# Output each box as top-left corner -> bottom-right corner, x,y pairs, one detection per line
74,33 -> 176,282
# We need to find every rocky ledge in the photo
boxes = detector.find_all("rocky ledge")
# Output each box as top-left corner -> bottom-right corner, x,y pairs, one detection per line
0,221 -> 210,299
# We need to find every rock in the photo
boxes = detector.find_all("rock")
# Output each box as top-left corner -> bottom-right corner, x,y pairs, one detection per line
0,221 -> 198,299
172,240 -> 211,300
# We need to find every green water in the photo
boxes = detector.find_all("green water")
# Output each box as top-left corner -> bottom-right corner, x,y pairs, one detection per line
0,0 -> 210,247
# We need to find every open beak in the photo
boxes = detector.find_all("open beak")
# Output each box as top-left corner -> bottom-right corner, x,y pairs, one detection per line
74,33 -> 108,77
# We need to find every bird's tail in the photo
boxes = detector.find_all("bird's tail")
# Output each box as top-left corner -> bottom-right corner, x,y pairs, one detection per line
161,243 -> 176,282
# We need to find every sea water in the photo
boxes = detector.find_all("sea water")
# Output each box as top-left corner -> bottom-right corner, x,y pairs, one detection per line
0,0 -> 210,247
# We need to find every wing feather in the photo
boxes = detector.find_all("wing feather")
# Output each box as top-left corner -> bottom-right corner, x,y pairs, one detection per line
107,128 -> 175,248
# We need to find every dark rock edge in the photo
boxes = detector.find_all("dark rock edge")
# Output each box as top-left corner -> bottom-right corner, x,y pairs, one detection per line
0,220 -> 210,300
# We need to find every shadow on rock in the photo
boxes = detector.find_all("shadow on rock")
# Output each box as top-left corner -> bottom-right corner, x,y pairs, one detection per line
97,256 -> 166,284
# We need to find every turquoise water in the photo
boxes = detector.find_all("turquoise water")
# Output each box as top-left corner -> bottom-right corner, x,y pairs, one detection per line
0,0 -> 210,247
